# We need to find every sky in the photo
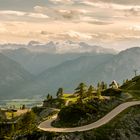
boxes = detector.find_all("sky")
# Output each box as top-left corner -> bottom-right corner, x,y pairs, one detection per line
0,0 -> 140,50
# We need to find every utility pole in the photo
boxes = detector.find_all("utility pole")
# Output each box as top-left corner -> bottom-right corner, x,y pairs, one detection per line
134,69 -> 138,77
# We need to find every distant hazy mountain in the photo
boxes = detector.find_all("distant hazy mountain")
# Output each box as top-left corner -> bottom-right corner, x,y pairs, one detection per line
2,41 -> 117,75
30,41 -> 116,54
2,48 -> 90,75
0,41 -> 117,54
0,53 -> 33,99
79,47 -> 140,85
1,43 -> 140,99
15,54 -> 114,96
19,47 -> 140,95
27,40 -> 117,54
38,54 -> 114,92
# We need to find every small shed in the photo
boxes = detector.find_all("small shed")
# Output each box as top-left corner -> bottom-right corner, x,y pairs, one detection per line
109,80 -> 119,89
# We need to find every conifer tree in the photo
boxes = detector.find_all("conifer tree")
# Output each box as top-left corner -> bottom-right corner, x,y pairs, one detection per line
87,85 -> 95,96
56,88 -> 63,98
75,83 -> 87,98
101,81 -> 108,90
97,88 -> 102,99
47,94 -> 52,101
97,82 -> 101,89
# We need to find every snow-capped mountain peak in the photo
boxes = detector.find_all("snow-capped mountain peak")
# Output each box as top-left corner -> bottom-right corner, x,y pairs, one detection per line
0,40 -> 117,54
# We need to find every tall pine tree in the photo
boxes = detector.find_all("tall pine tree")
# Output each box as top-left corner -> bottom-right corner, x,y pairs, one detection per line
87,85 -> 95,96
56,88 -> 63,98
75,83 -> 87,98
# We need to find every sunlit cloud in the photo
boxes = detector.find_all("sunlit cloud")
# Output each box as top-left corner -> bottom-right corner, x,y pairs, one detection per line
0,10 -> 49,20
60,30 -> 93,40
34,6 -> 46,13
0,27 -> 7,33
128,25 -> 140,31
0,0 -> 139,50
28,13 -> 49,19
80,1 -> 140,10
80,16 -> 113,25
49,0 -> 74,4
0,10 -> 26,16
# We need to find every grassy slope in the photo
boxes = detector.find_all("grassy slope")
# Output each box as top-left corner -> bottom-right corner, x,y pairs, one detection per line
61,94 -> 79,103
121,76 -> 140,99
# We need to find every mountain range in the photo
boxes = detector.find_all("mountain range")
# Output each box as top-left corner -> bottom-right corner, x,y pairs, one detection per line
0,41 -> 140,99
1,41 -> 116,75
0,41 -> 117,54
0,53 -> 33,99
19,47 -> 140,95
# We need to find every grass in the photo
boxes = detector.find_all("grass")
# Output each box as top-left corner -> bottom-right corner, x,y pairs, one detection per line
83,95 -> 104,102
61,94 -> 79,103
5,109 -> 29,120
5,112 -> 16,119
62,94 -> 71,98
127,91 -> 140,100
120,75 -> 140,100
121,89 -> 140,100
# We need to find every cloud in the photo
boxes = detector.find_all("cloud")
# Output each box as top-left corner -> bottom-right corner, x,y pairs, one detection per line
34,6 -> 48,13
27,13 -> 49,19
0,10 -> 26,16
124,8 -> 140,16
128,25 -> 140,31
0,0 -> 140,50
59,30 -> 93,40
0,10 -> 49,20
122,35 -> 140,40
0,27 -> 7,33
39,30 -> 94,41
80,1 -> 140,10
33,5 -> 91,21
33,5 -> 114,25
49,0 -> 74,4
80,16 -> 113,25
95,0 -> 140,5
40,31 -> 53,35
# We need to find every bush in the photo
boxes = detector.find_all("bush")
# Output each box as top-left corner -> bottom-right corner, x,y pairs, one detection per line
58,104 -> 86,124
102,88 -> 122,97
57,102 -> 97,126
32,107 -> 45,115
